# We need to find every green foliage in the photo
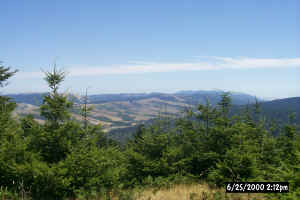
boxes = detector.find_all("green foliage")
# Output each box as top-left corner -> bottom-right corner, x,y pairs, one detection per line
40,94 -> 73,127
0,187 -> 20,200
196,97 -> 218,135
217,92 -> 232,120
0,62 -> 18,118
58,145 -> 125,198
118,191 -> 136,200
40,67 -> 73,128
42,66 -> 66,94
208,149 -> 258,186
0,62 -> 18,88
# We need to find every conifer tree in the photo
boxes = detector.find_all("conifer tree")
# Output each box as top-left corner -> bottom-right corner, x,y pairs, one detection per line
0,62 -> 18,87
197,97 -> 218,136
0,62 -> 18,113
0,62 -> 30,194
39,65 -> 75,163
242,101 -> 253,125
40,65 -> 73,128
217,92 -> 232,127
254,97 -> 261,124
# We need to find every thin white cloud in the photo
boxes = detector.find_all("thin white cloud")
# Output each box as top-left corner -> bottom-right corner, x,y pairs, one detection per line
213,57 -> 300,69
15,57 -> 300,78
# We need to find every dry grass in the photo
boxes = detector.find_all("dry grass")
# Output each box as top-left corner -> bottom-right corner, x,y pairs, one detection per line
132,183 -> 265,200
0,183 -> 267,200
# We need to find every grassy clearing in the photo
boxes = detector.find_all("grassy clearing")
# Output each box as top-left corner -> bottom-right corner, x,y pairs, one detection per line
0,183 -> 268,200
134,184 -> 265,200
99,184 -> 266,200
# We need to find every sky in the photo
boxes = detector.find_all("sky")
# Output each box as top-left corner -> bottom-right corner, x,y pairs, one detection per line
0,0 -> 299,99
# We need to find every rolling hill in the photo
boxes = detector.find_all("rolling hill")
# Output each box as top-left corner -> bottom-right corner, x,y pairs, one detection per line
7,91 -> 299,133
9,90 -> 258,130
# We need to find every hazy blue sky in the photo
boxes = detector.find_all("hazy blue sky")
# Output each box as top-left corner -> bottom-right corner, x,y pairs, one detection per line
1,0 -> 299,99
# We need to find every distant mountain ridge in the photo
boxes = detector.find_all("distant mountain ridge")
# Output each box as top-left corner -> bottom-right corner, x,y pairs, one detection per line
7,90 -> 299,132
7,90 -> 260,106
7,93 -> 47,106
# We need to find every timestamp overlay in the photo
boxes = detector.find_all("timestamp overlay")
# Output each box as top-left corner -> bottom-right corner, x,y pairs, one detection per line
225,182 -> 289,193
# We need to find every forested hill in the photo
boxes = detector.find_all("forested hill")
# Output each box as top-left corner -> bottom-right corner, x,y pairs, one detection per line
258,97 -> 300,123
231,97 -> 300,124
260,97 -> 300,112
